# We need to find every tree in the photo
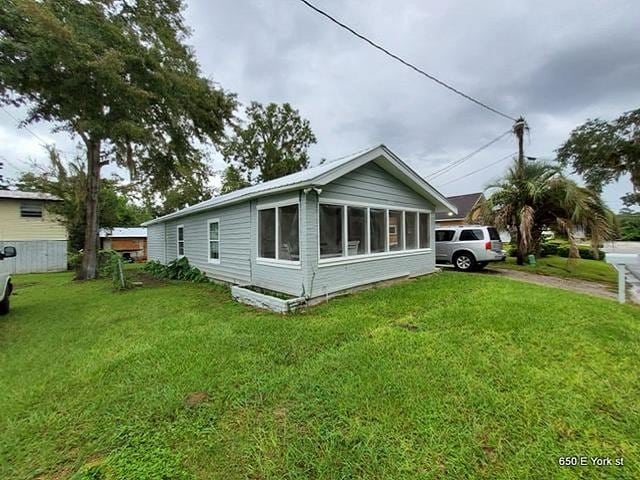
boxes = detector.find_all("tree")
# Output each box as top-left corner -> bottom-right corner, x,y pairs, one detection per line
470,158 -> 614,260
0,0 -> 236,279
15,149 -> 150,251
557,108 -> 640,206
222,102 -> 317,184
220,164 -> 250,194
616,209 -> 640,241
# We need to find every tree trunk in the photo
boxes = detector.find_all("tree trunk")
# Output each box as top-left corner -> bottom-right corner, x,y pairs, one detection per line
78,139 -> 101,280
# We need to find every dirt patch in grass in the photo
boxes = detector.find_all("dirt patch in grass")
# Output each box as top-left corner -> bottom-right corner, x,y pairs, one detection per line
184,391 -> 209,407
127,270 -> 169,287
395,322 -> 419,331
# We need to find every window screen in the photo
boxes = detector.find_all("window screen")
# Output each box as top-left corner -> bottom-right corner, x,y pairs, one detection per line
177,226 -> 185,256
258,208 -> 276,258
347,207 -> 366,255
419,213 -> 430,248
459,229 -> 484,241
208,221 -> 219,261
405,211 -> 418,249
388,210 -> 403,251
369,208 -> 386,253
320,204 -> 343,258
278,204 -> 299,261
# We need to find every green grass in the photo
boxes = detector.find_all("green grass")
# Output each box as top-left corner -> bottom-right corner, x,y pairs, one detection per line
1,270 -> 639,479
492,255 -> 618,285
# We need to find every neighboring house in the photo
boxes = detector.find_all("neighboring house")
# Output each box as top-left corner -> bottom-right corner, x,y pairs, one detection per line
99,227 -> 148,261
0,190 -> 67,273
435,192 -> 485,226
144,145 -> 456,299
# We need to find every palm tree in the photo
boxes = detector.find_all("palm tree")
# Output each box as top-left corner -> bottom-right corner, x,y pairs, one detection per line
469,158 -> 614,264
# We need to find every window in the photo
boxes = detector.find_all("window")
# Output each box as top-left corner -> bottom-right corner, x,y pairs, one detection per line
405,212 -> 418,249
419,213 -> 430,248
347,207 -> 367,255
388,210 -> 403,251
278,204 -> 299,261
208,220 -> 220,263
20,201 -> 43,218
487,227 -> 501,240
459,229 -> 484,241
435,230 -> 455,242
177,225 -> 185,256
369,208 -> 386,253
258,208 -> 276,259
320,204 -> 343,258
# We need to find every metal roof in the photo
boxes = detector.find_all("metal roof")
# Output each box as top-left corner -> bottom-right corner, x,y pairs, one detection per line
143,144 -> 457,226
0,190 -> 60,201
99,227 -> 147,238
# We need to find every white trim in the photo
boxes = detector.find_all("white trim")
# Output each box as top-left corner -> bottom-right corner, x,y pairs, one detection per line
207,218 -> 220,264
319,197 -> 432,213
256,258 -> 302,270
176,224 -> 185,258
318,248 -> 433,267
256,201 -> 302,267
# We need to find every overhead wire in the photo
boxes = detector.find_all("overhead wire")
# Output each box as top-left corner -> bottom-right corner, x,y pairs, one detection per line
296,0 -> 518,122
434,151 -> 517,188
427,129 -> 512,180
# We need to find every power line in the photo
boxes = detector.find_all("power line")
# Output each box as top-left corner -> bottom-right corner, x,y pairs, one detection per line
427,129 -> 512,180
434,151 -> 517,188
296,0 -> 518,122
0,106 -> 76,156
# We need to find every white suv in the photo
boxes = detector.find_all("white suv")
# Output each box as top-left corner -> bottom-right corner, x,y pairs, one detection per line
0,246 -> 17,315
435,226 -> 505,271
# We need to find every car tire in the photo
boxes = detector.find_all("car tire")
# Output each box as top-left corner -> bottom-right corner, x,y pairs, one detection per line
453,252 -> 476,272
0,296 -> 9,315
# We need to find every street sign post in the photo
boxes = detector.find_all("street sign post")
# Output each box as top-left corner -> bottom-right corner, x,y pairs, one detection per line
605,253 -> 639,304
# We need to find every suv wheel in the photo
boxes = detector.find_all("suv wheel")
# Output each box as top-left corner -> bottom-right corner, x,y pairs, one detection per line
453,252 -> 476,271
0,296 -> 9,315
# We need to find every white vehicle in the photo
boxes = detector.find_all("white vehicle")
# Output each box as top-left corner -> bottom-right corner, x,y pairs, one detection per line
0,246 -> 17,315
435,225 -> 505,271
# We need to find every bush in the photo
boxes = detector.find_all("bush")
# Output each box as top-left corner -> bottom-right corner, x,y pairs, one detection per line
507,239 -> 603,260
144,257 -> 209,283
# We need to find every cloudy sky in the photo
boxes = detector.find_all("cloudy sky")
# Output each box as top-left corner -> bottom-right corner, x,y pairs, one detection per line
1,0 -> 639,210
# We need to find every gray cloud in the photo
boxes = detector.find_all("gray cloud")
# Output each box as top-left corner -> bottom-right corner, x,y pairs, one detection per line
1,0 -> 638,210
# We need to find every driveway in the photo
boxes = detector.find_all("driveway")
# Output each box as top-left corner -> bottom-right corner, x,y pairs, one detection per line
602,241 -> 640,302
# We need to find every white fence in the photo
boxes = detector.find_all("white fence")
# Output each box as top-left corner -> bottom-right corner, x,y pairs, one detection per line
0,240 -> 67,274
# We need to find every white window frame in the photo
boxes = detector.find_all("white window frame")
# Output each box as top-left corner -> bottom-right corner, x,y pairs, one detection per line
256,200 -> 301,269
176,224 -> 185,258
318,198 -> 432,267
207,218 -> 220,264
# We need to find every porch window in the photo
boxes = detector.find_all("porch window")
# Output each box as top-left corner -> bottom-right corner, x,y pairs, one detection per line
347,206 -> 367,255
419,213 -> 430,248
278,204 -> 299,261
369,208 -> 386,253
177,225 -> 184,257
405,211 -> 418,249
320,204 -> 343,258
388,210 -> 403,251
208,220 -> 220,263
258,208 -> 276,259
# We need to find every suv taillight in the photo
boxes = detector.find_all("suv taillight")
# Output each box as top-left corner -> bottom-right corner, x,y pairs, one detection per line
485,241 -> 492,250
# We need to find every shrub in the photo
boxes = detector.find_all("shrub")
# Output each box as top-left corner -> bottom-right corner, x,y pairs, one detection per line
143,257 -> 209,283
101,250 -> 132,290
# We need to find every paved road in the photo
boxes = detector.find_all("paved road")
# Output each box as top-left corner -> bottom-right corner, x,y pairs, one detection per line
602,241 -> 640,280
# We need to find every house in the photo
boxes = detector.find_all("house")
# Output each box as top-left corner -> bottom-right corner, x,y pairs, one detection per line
143,145 -> 456,302
99,227 -> 147,261
435,192 -> 485,226
0,190 -> 67,273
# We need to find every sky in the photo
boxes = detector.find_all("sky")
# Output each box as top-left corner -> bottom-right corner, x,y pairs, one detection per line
1,0 -> 639,211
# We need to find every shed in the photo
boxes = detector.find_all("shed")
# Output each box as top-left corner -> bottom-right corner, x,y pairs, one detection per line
143,145 -> 456,302
99,227 -> 148,261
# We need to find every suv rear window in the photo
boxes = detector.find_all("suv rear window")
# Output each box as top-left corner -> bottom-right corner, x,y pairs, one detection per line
459,229 -> 484,241
435,230 -> 455,242
487,227 -> 500,240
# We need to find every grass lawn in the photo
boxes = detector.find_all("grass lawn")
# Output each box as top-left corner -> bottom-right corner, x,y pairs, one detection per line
491,255 -> 618,285
1,270 -> 639,479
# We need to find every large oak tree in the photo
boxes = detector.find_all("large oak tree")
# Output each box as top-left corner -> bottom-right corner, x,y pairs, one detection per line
0,0 -> 236,278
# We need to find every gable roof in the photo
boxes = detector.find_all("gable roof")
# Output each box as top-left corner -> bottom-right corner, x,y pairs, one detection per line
143,144 -> 457,226
99,227 -> 147,238
0,190 -> 60,201
435,192 -> 484,221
